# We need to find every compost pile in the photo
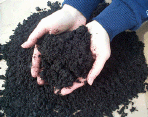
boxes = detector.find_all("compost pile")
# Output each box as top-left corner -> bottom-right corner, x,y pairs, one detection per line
0,1 -> 148,117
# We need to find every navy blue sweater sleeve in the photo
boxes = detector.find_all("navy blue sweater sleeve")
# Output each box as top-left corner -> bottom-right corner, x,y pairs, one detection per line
93,0 -> 148,40
63,0 -> 148,41
62,0 -> 104,20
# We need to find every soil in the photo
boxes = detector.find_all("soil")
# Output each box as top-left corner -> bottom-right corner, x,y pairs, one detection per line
37,25 -> 93,89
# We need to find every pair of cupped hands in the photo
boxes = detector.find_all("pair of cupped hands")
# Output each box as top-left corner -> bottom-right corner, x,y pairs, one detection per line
21,5 -> 111,96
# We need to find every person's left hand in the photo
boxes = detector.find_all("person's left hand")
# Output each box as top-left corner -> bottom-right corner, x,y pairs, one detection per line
56,20 -> 111,95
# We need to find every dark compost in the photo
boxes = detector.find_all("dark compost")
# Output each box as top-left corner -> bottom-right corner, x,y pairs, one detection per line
0,1 -> 148,117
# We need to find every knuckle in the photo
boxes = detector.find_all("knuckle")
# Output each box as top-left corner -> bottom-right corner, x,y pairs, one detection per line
38,81 -> 44,85
32,74 -> 36,78
106,50 -> 111,59
103,49 -> 111,60
31,70 -> 37,77
98,50 -> 111,61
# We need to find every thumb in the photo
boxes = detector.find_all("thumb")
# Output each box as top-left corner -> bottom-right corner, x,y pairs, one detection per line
87,56 -> 107,85
21,19 -> 48,48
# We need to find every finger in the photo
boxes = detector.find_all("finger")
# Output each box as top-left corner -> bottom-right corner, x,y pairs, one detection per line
31,45 -> 41,77
21,19 -> 48,48
57,77 -> 86,96
37,76 -> 45,85
54,87 -> 60,94
87,56 -> 107,85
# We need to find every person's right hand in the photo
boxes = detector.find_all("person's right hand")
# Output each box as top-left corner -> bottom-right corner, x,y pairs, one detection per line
21,4 -> 86,85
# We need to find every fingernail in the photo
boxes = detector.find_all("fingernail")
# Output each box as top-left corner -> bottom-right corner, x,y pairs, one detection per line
57,90 -> 61,95
88,79 -> 93,85
21,42 -> 27,48
54,87 -> 61,95
54,87 -> 57,92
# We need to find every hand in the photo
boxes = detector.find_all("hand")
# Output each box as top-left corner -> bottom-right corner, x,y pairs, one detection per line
58,20 -> 111,95
21,4 -> 86,48
21,5 -> 86,84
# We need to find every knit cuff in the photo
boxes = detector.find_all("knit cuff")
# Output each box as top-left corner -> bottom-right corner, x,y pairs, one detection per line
62,0 -> 103,20
93,0 -> 137,41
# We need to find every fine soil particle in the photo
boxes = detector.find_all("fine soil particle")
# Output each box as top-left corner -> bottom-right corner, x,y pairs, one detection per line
0,1 -> 148,117
35,7 -> 41,11
47,1 -> 52,6
130,107 -> 138,113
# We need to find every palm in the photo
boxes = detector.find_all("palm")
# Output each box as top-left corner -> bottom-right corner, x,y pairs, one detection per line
59,21 -> 111,96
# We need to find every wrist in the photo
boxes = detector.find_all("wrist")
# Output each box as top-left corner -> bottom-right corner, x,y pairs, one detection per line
62,4 -> 86,27
87,20 -> 109,39
62,4 -> 82,18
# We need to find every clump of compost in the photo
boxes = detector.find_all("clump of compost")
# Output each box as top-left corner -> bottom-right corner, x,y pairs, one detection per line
37,25 -> 93,89
0,1 -> 148,117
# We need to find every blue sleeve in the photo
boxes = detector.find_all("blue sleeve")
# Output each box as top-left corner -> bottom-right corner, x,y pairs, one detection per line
62,0 -> 104,20
63,0 -> 148,41
92,0 -> 148,41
